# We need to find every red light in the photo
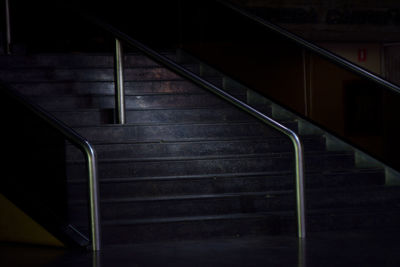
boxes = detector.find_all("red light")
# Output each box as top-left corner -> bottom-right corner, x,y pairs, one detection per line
358,48 -> 367,62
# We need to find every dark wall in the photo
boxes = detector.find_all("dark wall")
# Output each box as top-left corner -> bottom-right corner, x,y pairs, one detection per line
179,0 -> 400,170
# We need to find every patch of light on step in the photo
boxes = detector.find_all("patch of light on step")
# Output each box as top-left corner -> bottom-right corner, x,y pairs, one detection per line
246,89 -> 271,106
324,133 -> 352,151
385,167 -> 400,185
353,147 -> 400,185
355,150 -> 383,168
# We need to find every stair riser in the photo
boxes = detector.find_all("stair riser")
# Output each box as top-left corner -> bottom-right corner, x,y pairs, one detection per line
0,54 -> 176,68
70,186 -> 400,222
67,153 -> 354,179
308,210 -> 400,232
74,123 -> 292,143
55,107 -> 260,126
100,216 -> 294,244
10,80 -> 223,96
87,209 -> 400,244
70,195 -> 295,221
308,188 -> 400,210
32,94 -> 229,110
67,171 -> 385,199
66,136 -> 326,161
69,176 -> 288,200
0,67 -> 195,82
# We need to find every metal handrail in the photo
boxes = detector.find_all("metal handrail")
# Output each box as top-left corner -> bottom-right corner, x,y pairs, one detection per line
0,85 -> 101,251
114,38 -> 126,124
217,0 -> 400,95
5,0 -> 11,54
2,2 -> 101,250
79,12 -> 306,238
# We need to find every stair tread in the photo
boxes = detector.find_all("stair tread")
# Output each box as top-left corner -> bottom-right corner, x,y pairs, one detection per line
68,167 -> 382,184
72,122 -> 287,140
83,191 -> 290,204
69,171 -> 294,183
71,184 -> 399,205
8,79 -> 221,91
56,106 -> 244,112
74,120 -> 268,127
31,92 -> 213,97
66,150 -> 353,164
0,64 -> 195,71
101,204 -> 400,226
65,137 -> 325,161
103,211 -> 294,226
67,135 -> 322,146
71,135 -> 310,145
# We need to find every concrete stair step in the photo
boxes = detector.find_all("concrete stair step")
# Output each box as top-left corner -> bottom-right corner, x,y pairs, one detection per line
72,122 -> 296,143
67,169 -> 385,200
66,151 -> 354,179
76,212 -> 296,244
70,191 -> 295,221
74,206 -> 400,245
54,106 -> 261,126
0,66 -> 193,82
0,53 -> 176,68
66,135 -> 324,160
70,186 -> 400,222
30,93 -> 233,110
9,80 -> 220,96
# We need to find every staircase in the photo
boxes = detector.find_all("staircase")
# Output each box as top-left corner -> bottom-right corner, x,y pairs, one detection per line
1,52 -> 400,247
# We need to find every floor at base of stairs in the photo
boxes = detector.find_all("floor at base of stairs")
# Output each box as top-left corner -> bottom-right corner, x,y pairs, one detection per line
2,229 -> 400,266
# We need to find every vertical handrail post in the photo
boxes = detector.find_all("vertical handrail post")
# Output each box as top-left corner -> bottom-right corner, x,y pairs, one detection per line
291,136 -> 306,239
114,38 -> 126,124
5,0 -> 11,54
85,145 -> 101,251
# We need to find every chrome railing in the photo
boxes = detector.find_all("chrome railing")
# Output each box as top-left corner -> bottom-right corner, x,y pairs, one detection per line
1,88 -> 102,251
2,3 -> 101,251
81,13 -> 307,239
114,38 -> 126,124
4,0 -> 11,54
1,9 -> 101,251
